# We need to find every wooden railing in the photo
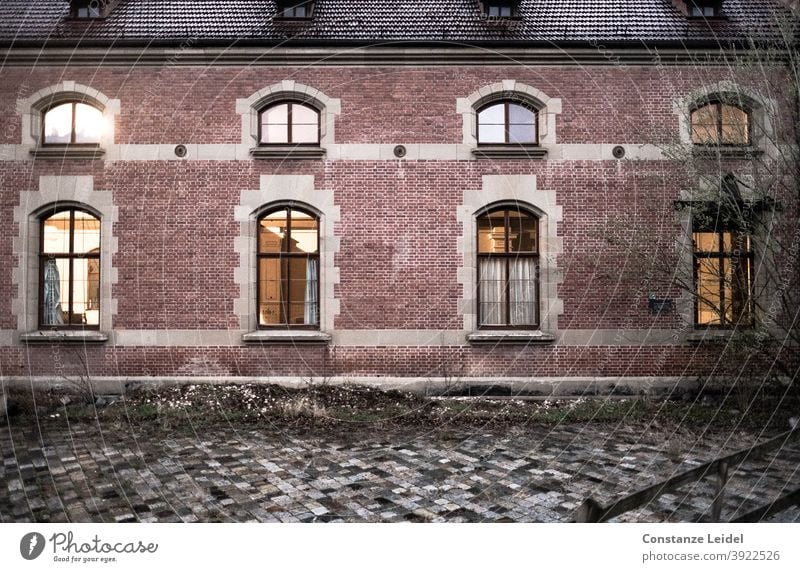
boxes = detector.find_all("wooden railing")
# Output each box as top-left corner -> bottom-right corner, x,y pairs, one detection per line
575,426 -> 800,523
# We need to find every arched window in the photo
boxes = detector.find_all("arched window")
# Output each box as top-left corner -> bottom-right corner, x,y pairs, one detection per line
477,101 -> 538,145
477,205 -> 539,327
259,101 -> 320,145
690,101 -> 750,146
42,101 -> 104,145
39,207 -> 101,328
257,206 -> 320,327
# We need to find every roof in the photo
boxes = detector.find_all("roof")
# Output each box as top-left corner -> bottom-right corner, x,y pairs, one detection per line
0,0 -> 793,47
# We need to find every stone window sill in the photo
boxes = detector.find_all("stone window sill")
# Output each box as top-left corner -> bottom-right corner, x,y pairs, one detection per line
30,146 -> 105,160
467,330 -> 556,345
691,146 -> 762,159
21,330 -> 109,344
242,330 -> 332,344
250,146 -> 326,160
472,145 -> 547,159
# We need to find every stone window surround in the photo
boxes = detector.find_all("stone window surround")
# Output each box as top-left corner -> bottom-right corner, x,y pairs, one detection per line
457,80 -> 562,159
458,174 -> 563,343
17,81 -> 120,158
236,80 -> 341,159
673,80 -> 777,158
12,176 -> 119,343
235,175 -> 340,343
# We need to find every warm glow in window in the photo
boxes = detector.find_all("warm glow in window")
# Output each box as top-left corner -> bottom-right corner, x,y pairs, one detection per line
693,229 -> 753,327
40,209 -> 101,328
691,102 -> 749,145
43,102 -> 104,145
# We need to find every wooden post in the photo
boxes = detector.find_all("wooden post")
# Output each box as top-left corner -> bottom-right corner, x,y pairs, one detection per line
711,461 -> 729,522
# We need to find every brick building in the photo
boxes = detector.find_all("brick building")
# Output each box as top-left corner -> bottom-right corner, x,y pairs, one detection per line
0,1 -> 796,392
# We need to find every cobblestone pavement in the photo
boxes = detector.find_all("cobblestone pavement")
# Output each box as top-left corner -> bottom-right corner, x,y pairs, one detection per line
1,421 -> 798,523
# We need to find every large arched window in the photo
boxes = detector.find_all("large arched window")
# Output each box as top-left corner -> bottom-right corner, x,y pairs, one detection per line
477,205 -> 539,328
690,101 -> 750,146
42,101 -> 104,145
259,101 -> 320,145
477,101 -> 538,145
39,207 -> 101,328
257,206 -> 320,327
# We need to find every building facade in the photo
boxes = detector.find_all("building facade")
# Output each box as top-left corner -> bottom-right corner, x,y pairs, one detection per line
0,0 -> 796,392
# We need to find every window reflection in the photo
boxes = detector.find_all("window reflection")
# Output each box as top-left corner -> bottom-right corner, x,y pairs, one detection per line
43,102 -> 103,145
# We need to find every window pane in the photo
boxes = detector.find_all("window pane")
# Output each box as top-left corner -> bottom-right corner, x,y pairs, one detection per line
43,103 -> 73,144
696,258 -> 722,325
264,103 -> 289,125
478,104 -> 504,125
509,258 -> 537,326
262,124 -> 289,144
73,211 -> 100,254
72,258 -> 100,325
477,212 -> 507,253
74,103 -> 103,144
478,124 -> 505,143
289,211 -> 319,253
508,211 -> 537,252
288,257 -> 317,325
508,123 -> 536,143
41,258 -> 69,326
691,105 -> 719,144
693,232 -> 719,253
508,104 -> 535,125
291,104 -> 318,125
42,211 -> 71,254
720,105 -> 748,144
291,124 -> 319,143
479,258 -> 506,326
259,257 -> 286,325
259,211 -> 288,253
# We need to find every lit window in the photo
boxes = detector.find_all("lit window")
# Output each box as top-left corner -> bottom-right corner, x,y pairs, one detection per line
259,102 -> 320,145
258,207 -> 320,327
691,102 -> 749,146
40,208 -> 101,328
477,206 -> 539,328
477,101 -> 537,145
43,102 -> 103,145
693,225 -> 753,327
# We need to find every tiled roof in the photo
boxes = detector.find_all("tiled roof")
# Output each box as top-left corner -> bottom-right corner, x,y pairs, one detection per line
0,0 -> 793,46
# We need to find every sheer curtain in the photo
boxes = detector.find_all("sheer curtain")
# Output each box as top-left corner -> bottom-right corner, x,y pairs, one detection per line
42,259 -> 64,325
479,258 -> 505,325
304,258 -> 319,325
510,258 -> 537,325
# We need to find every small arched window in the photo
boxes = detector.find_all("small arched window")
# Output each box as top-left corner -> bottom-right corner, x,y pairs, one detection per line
259,101 -> 320,145
477,101 -> 538,145
257,206 -> 320,327
477,205 -> 539,328
42,101 -> 104,145
691,101 -> 750,146
39,207 -> 101,328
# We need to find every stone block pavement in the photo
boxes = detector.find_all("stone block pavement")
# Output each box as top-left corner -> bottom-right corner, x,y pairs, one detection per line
1,421 -> 798,523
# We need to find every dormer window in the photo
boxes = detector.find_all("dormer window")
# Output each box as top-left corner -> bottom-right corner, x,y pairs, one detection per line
688,2 -> 723,17
275,1 -> 315,19
72,0 -> 103,18
483,1 -> 519,19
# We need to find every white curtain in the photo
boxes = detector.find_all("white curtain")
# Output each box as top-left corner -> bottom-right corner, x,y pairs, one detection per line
510,258 -> 537,325
479,258 -> 505,325
304,258 -> 319,325
42,259 -> 64,325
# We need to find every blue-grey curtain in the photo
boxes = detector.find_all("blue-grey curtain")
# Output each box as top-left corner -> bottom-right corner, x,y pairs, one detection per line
42,259 -> 64,325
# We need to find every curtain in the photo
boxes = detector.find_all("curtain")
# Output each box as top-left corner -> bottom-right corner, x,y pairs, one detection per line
479,258 -> 505,325
510,258 -> 537,325
304,258 -> 319,325
42,259 -> 64,325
